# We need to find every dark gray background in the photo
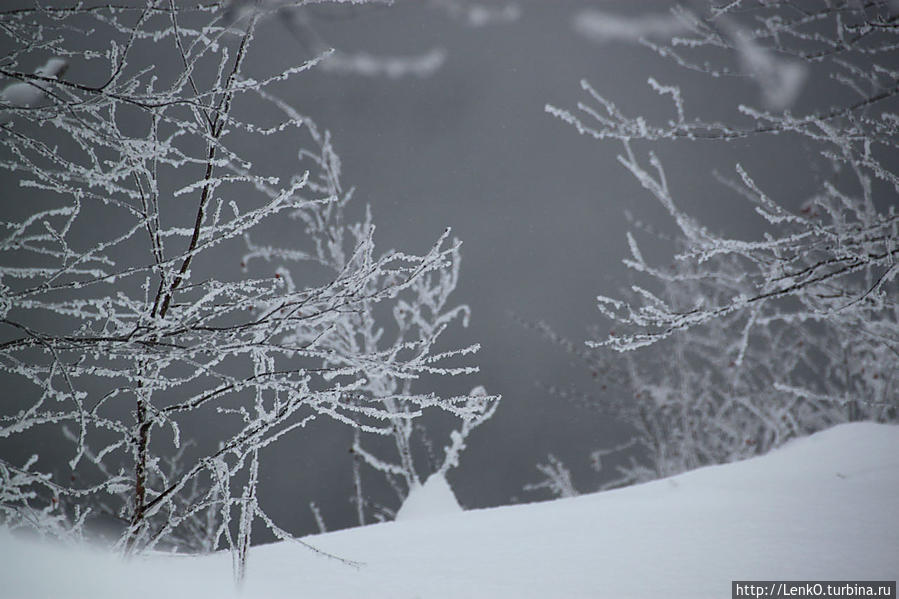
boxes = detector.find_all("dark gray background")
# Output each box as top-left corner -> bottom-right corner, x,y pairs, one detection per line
250,0 -> 827,534
2,0 -> 851,538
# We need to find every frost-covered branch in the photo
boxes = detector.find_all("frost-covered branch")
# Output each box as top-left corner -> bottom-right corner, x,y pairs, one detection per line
545,0 -> 897,480
0,0 -> 491,584
523,454 -> 578,499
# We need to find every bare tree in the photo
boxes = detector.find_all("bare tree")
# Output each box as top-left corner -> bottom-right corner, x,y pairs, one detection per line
347,382 -> 498,523
243,109 -> 500,524
0,0 -> 490,581
546,1 -> 898,477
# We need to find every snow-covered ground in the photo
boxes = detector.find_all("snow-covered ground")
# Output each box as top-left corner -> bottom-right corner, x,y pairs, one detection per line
3,423 -> 897,598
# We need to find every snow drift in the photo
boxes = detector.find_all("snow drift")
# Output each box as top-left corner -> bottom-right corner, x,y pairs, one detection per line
2,423 -> 897,598
395,473 -> 463,521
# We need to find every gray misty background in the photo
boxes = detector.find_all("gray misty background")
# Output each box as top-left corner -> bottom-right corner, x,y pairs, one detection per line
1,0 -> 852,537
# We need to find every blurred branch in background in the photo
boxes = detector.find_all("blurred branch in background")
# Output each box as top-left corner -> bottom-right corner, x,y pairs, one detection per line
543,0 -> 897,484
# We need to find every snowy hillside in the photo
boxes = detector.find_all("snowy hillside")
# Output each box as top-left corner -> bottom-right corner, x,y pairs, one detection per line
3,423 -> 897,599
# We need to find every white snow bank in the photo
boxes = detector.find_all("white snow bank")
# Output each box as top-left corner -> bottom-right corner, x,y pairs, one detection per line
395,473 -> 463,521
2,423 -> 897,598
